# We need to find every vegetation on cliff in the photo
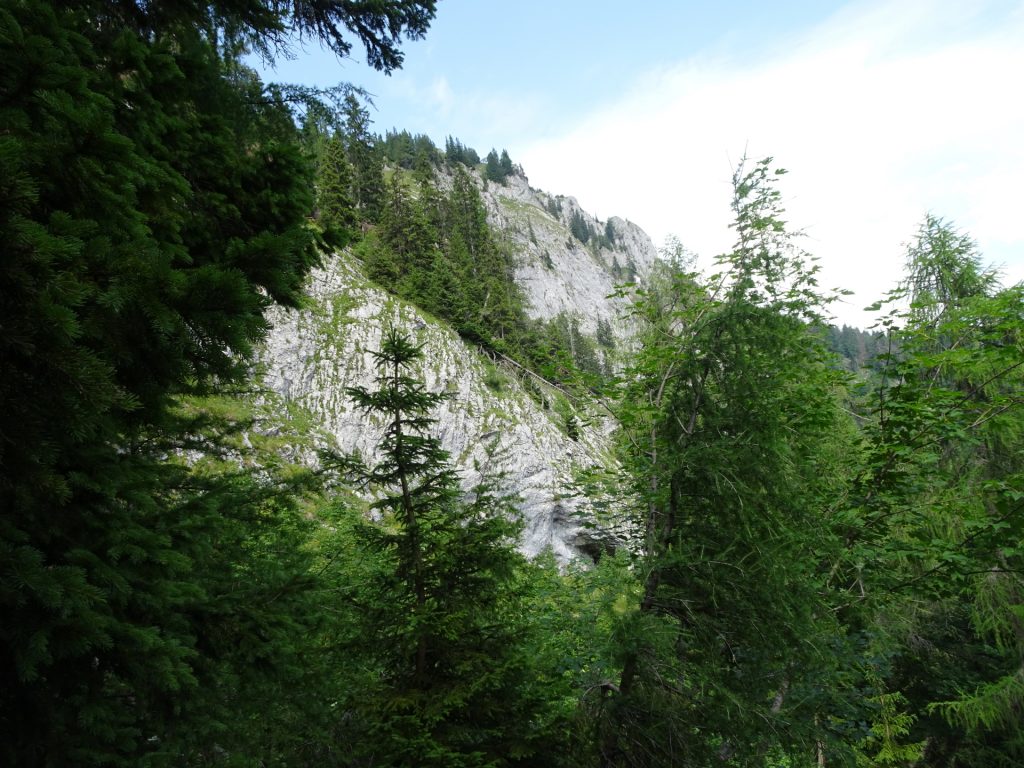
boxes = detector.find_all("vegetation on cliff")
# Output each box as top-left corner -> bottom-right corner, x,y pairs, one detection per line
2,4 -> 1022,766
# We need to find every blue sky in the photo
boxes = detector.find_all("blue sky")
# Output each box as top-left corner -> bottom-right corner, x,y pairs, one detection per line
254,0 -> 1024,326
259,1 -> 848,150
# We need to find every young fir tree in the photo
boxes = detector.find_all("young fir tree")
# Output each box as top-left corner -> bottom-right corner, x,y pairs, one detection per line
338,329 -> 551,766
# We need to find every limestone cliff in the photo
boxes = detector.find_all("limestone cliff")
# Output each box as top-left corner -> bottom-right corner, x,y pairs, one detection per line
258,167 -> 657,560
476,170 -> 656,337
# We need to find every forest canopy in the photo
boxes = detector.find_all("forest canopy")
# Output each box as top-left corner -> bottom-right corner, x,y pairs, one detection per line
1,3 -> 1022,767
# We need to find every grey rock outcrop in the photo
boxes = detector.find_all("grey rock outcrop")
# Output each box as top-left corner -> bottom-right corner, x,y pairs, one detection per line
258,166 -> 656,560
261,255 -> 623,561
476,170 -> 657,340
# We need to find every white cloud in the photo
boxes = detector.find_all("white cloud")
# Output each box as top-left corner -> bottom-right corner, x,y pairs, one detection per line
428,76 -> 454,114
518,0 -> 1024,326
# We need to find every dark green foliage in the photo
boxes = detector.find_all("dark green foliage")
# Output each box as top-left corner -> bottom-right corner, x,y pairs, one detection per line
485,148 -> 503,182
566,209 -> 612,251
569,209 -> 593,244
596,318 -> 616,350
335,330 -> 554,766
564,412 -> 581,441
371,172 -> 441,296
531,313 -> 606,384
382,127 -> 415,167
359,166 -> 537,358
239,0 -> 437,72
837,216 -> 1024,766
484,147 -> 516,184
316,132 -> 358,241
382,128 -> 442,170
0,1 -> 434,763
500,148 -> 515,177
355,160 -> 617,395
444,134 -> 481,167
342,166 -> 1021,766
594,184 -> 1023,767
603,158 -> 856,766
342,92 -> 387,220
440,168 -> 524,341
3,2 -> 1021,761
63,1 -> 435,74
304,91 -> 391,235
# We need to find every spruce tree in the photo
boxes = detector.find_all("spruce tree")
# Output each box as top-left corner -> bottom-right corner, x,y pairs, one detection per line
339,329 -> 549,766
0,1 -> 435,763
446,168 -> 526,346
376,173 -> 439,298
569,210 -> 592,244
343,92 -> 386,220
445,134 -> 461,164
485,148 -> 504,183
500,148 -> 514,178
604,219 -> 617,245
316,132 -> 358,241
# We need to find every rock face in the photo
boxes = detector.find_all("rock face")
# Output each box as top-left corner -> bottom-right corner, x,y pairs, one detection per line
259,167 -> 657,560
477,170 -> 657,338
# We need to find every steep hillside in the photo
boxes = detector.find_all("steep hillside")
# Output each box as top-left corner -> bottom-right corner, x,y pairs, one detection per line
476,171 -> 657,337
257,166 -> 656,560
